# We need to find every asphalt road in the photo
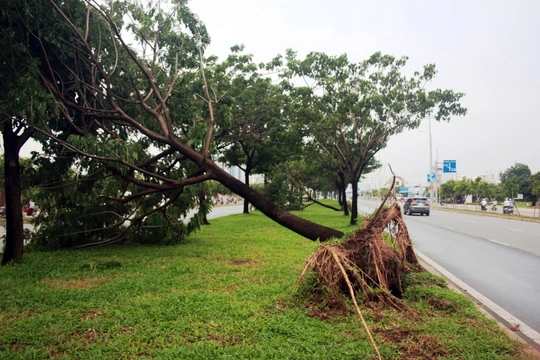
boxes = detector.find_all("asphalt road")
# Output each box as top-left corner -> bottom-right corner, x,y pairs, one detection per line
439,203 -> 540,218
411,207 -> 540,256
359,199 -> 540,339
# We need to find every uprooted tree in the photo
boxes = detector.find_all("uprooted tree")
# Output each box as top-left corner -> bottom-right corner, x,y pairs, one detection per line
298,183 -> 423,359
2,0 -> 465,265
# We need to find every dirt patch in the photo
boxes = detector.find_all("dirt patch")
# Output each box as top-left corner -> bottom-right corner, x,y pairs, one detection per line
308,295 -> 350,320
427,297 -> 457,313
81,310 -> 102,320
227,259 -> 254,266
10,342 -> 26,351
48,345 -> 69,359
373,324 -> 451,359
375,326 -> 414,343
73,328 -> 101,346
120,326 -> 133,334
397,334 -> 449,360
275,298 -> 290,313
206,333 -> 242,346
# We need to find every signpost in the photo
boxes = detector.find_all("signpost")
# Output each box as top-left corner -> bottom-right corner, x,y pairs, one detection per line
443,160 -> 457,173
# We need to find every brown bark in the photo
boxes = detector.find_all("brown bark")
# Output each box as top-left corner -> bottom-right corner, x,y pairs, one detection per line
350,180 -> 359,225
307,196 -> 342,211
243,165 -> 250,214
2,120 -> 30,265
207,160 -> 344,241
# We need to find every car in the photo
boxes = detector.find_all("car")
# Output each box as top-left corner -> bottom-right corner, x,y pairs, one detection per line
403,197 -> 430,216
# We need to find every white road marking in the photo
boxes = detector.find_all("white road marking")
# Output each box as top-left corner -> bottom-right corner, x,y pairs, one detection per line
468,220 -> 477,223
508,228 -> 523,232
487,239 -> 509,246
443,226 -> 454,230
416,251 -> 540,346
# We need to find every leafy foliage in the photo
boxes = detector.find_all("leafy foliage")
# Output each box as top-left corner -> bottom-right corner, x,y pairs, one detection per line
500,163 -> 532,200
3,0 -> 469,253
277,51 -> 467,224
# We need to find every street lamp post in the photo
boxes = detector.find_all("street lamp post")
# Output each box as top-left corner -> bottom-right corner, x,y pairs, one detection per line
429,116 -> 435,203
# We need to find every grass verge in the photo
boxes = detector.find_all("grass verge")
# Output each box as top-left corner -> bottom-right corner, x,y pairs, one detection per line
0,202 -> 536,359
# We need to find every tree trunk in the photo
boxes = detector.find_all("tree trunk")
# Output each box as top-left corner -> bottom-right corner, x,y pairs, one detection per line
350,180 -> 359,225
243,168 -> 250,214
1,121 -> 25,265
198,192 -> 210,225
336,179 -> 343,207
339,172 -> 349,216
210,162 -> 344,241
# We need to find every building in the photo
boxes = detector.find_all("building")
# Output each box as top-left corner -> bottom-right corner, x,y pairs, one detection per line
479,172 -> 497,184
385,176 -> 406,189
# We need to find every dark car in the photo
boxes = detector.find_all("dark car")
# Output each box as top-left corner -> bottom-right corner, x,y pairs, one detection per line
403,197 -> 430,216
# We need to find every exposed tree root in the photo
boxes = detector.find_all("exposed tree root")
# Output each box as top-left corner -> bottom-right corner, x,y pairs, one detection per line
298,174 -> 423,359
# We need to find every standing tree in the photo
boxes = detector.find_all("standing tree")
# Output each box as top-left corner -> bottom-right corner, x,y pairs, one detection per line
500,163 -> 532,201
0,121 -> 32,264
211,46 -> 293,213
0,0 -> 69,263
530,172 -> 540,207
281,51 -> 466,224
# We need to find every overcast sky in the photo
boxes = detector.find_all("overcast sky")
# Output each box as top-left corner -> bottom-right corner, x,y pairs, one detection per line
13,1 -> 539,188
188,0 -> 540,187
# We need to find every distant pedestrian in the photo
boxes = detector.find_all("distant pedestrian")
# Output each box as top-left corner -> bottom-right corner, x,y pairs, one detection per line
28,199 -> 35,216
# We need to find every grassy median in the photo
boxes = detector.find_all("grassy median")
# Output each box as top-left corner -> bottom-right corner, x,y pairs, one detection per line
0,202 -> 535,359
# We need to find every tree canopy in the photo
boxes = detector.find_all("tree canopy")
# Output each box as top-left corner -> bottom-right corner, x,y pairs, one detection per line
2,0 -> 467,262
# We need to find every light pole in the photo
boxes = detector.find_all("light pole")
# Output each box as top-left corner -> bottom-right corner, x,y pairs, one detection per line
428,116 -> 437,203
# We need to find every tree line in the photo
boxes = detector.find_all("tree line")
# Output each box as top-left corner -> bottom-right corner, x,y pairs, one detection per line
439,163 -> 540,205
0,0 -> 466,264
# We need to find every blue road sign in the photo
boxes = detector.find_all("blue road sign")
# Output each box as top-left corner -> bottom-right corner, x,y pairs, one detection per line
427,174 -> 431,183
427,174 -> 436,183
443,160 -> 457,173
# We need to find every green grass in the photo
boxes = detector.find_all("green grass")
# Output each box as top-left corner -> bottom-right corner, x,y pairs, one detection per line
0,202 -> 535,359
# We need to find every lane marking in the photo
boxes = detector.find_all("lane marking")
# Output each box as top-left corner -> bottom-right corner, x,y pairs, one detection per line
443,226 -> 454,230
468,220 -> 477,223
487,239 -> 509,246
416,250 -> 540,347
509,228 -> 523,232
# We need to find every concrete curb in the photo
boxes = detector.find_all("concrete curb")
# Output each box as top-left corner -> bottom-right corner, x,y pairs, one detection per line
416,249 -> 540,355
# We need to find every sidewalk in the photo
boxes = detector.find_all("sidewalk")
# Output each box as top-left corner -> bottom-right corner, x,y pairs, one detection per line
433,203 -> 540,219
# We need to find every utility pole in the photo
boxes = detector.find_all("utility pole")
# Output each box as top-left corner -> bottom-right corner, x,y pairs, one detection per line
429,116 -> 434,202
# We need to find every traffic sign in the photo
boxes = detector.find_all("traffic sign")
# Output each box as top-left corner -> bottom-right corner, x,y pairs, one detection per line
427,173 -> 436,182
443,160 -> 457,173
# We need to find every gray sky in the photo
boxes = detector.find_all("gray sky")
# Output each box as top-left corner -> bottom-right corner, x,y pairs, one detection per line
15,1 -> 540,188
188,0 -> 540,187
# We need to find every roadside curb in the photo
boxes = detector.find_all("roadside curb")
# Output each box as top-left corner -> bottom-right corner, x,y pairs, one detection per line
433,205 -> 540,224
416,250 -> 540,356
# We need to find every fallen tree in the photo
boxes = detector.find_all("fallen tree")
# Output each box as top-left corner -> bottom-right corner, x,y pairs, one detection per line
3,0 -> 463,262
298,176 -> 421,359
